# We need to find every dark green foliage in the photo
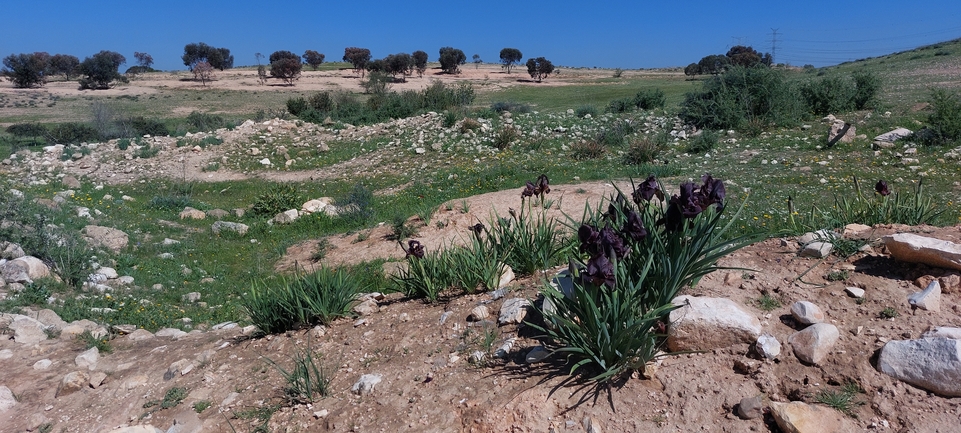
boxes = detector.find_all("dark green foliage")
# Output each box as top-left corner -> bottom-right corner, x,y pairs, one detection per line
361,71 -> 391,95
343,47 -> 372,76
6,123 -> 48,138
679,66 -> 803,132
412,50 -> 428,77
726,45 -> 770,67
2,52 -> 49,88
633,88 -> 666,110
251,184 -> 300,217
308,92 -> 335,112
269,51 -> 302,85
624,132 -> 668,165
290,81 -> 473,126
182,42 -> 233,70
78,51 -> 128,90
243,267 -> 363,333
384,53 -> 413,80
684,63 -> 701,77
799,76 -> 856,115
439,47 -> 466,74
264,345 -> 332,404
697,54 -> 730,75
185,111 -> 226,132
916,89 -> 961,146
851,70 -> 881,109
129,117 -> 169,137
570,140 -> 606,160
389,214 -> 420,240
499,48 -> 523,74
49,54 -> 81,79
686,130 -> 719,154
302,50 -> 325,70
490,101 -> 531,114
286,97 -> 308,116
575,105 -> 597,118
525,57 -> 554,82
606,98 -> 634,114
47,122 -> 99,144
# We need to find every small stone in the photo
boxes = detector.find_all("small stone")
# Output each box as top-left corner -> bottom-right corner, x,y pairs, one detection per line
800,241 -> 833,258
468,305 -> 489,322
756,334 -> 781,360
878,338 -> 961,396
313,409 -> 329,419
525,346 -> 550,363
498,298 -> 530,325
845,287 -> 865,298
57,371 -> 90,397
790,301 -> 825,325
351,374 -> 382,395
75,347 -> 100,370
33,359 -> 53,370
0,386 -> 14,412
494,338 -> 516,359
469,351 -> 486,364
182,292 -> 201,303
89,371 -> 107,388
788,323 -> 839,364
737,396 -> 763,419
770,401 -> 853,433
179,207 -> 206,220
908,280 -> 941,312
582,416 -> 603,433
352,299 -> 379,316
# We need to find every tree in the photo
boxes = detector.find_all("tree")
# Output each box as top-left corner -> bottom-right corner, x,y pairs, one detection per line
193,61 -> 214,86
684,63 -> 701,78
385,53 -> 413,81
343,47 -> 371,77
182,43 -> 233,71
697,54 -> 730,75
412,50 -> 428,77
1,52 -> 50,88
302,50 -> 325,70
725,45 -> 765,68
499,48 -> 523,74
269,51 -> 302,85
438,47 -> 466,74
78,51 -> 127,90
134,52 -> 154,69
48,54 -> 80,80
526,57 -> 554,82
472,54 -> 482,69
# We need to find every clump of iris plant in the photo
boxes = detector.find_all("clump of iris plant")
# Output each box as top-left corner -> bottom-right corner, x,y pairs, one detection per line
521,174 -> 551,203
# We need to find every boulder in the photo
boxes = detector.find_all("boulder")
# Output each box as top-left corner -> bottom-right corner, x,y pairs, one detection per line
211,221 -> 249,236
0,386 -> 16,412
878,338 -> 961,397
908,280 -> 941,312
10,316 -> 47,344
1,256 -> 51,283
75,347 -> 100,369
82,225 -> 129,253
205,209 -> 229,219
179,207 -> 206,220
769,401 -> 855,433
874,127 -> 913,143
788,323 -> 839,364
736,396 -> 764,420
922,327 -> 961,340
756,334 -> 782,360
0,242 -> 25,259
351,374 -> 382,395
498,298 -> 530,325
790,301 -> 825,325
301,199 -> 330,214
883,233 -> 961,271
352,299 -> 379,316
56,371 -> 90,397
667,296 -> 762,352
827,121 -> 856,145
273,209 -> 300,224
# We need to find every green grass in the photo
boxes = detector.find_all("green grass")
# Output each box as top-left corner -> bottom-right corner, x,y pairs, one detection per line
815,381 -> 865,417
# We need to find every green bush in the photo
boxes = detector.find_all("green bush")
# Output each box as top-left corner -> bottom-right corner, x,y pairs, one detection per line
481,197 -> 571,275
186,111 -> 226,132
490,101 -> 531,114
574,105 -> 597,118
6,123 -> 47,138
243,267 -> 363,334
624,132 -> 668,165
47,122 -> 100,144
134,143 -> 160,158
686,130 -> 719,154
851,70 -> 881,110
799,76 -> 855,116
129,117 -> 169,137
287,97 -> 308,116
916,89 -> 961,146
251,184 -> 300,217
633,88 -> 666,110
606,97 -> 634,114
116,138 -> 130,150
570,140 -> 606,160
679,66 -> 803,132
308,92 -> 335,112
340,183 -> 374,223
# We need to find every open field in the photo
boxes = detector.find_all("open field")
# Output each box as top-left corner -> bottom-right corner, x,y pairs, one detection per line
2,40 -> 961,432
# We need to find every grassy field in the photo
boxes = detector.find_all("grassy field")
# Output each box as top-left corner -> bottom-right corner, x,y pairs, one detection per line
2,41 -> 961,332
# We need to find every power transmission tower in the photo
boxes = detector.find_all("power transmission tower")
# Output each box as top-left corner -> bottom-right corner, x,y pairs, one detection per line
770,28 -> 779,64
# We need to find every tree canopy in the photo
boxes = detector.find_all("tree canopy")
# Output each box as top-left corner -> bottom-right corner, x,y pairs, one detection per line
438,47 -> 466,74
2,52 -> 50,88
49,54 -> 80,80
412,51 -> 428,77
269,51 -> 302,85
182,43 -> 233,71
343,47 -> 372,76
499,48 -> 523,74
526,57 -> 554,82
302,50 -> 325,70
385,53 -> 413,81
78,51 -> 127,90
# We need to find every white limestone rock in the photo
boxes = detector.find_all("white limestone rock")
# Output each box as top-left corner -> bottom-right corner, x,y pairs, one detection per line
788,323 -> 839,364
883,233 -> 961,271
878,338 -> 961,397
667,296 -> 762,352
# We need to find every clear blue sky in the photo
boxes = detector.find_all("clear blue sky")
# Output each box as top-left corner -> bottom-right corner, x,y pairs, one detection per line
3,0 -> 961,71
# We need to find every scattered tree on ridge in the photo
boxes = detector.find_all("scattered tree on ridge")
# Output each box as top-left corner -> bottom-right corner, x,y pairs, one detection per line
343,47 -> 372,77
182,43 -> 234,71
385,53 -> 413,81
302,50 -> 325,70
134,52 -> 154,69
48,54 -> 80,80
526,57 -> 554,82
269,50 -> 303,85
193,61 -> 214,86
412,50 -> 428,77
78,51 -> 128,89
438,47 -> 466,74
499,48 -> 522,74
684,63 -> 701,78
472,54 -> 482,68
697,54 -> 730,76
1,52 -> 50,88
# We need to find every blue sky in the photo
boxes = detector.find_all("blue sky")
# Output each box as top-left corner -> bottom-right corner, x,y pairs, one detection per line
3,0 -> 961,71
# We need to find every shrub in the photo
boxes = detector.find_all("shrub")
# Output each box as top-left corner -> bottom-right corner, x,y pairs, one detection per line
459,118 -> 481,133
570,140 -> 606,160
308,92 -> 335,113
574,105 -> 597,118
624,132 -> 668,165
287,97 -> 308,116
851,70 -> 881,110
679,66 -> 803,132
686,130 -> 719,154
78,51 -> 128,90
47,122 -> 99,144
129,117 -> 169,137
134,143 -> 160,158
633,88 -> 666,110
493,126 -> 519,150
341,183 -> 375,223
490,101 -> 531,114
185,111 -> 226,132
6,123 -> 48,138
799,76 -> 856,116
251,184 -> 301,217
2,52 -> 49,88
606,97 -> 634,114
243,267 -> 363,334
917,89 -> 961,146
388,214 -> 420,241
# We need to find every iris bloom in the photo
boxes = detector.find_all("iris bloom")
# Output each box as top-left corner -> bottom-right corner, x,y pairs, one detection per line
633,175 -> 664,203
622,210 -> 648,242
405,240 -> 425,259
875,180 -> 890,196
581,254 -> 615,288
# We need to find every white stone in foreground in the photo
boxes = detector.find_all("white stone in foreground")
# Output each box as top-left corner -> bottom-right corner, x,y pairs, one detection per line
878,338 -> 961,397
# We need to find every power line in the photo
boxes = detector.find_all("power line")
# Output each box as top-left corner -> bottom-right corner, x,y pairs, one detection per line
770,28 -> 779,64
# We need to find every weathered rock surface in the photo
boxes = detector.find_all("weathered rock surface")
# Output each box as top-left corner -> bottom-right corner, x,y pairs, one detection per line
883,233 -> 961,271
736,396 -> 763,419
0,386 -> 15,412
756,334 -> 781,360
498,298 -> 530,325
75,347 -> 100,370
82,225 -> 129,253
790,301 -> 825,325
769,401 -> 855,433
922,327 -> 961,340
0,256 -> 51,283
907,280 -> 941,312
351,374 -> 382,395
57,371 -> 90,397
799,241 -> 833,258
668,296 -> 762,352
10,315 -> 47,344
211,221 -> 249,236
878,338 -> 961,397
179,207 -> 206,220
788,323 -> 839,364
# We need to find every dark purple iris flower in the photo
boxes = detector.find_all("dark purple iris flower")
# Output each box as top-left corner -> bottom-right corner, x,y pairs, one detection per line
521,181 -> 537,198
581,254 -> 616,288
622,210 -> 648,242
578,224 -> 601,255
875,180 -> 890,196
599,225 -> 629,259
468,223 -> 485,236
633,175 -> 664,203
699,174 -> 726,209
536,174 -> 551,196
406,240 -> 425,259
676,182 -> 704,218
